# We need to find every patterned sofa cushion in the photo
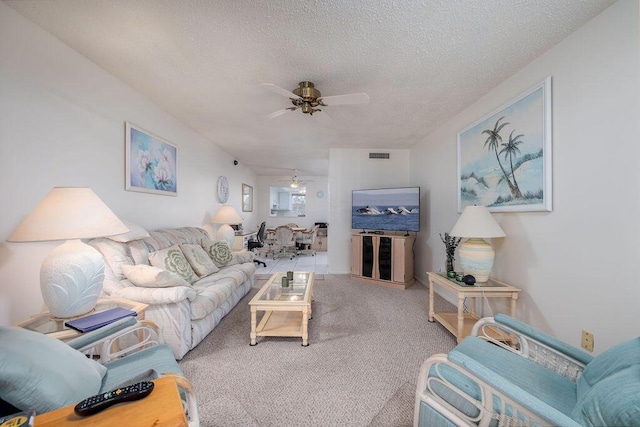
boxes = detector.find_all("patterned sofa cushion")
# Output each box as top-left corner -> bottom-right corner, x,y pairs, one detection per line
189,276 -> 240,320
89,238 -> 134,281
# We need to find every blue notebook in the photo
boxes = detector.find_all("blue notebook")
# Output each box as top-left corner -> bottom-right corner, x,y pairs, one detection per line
65,307 -> 137,333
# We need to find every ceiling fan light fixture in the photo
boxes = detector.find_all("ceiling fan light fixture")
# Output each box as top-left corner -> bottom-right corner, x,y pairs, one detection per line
292,81 -> 321,100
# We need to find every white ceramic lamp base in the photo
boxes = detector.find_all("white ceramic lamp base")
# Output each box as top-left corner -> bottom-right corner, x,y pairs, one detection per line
458,238 -> 495,283
40,239 -> 105,318
216,224 -> 235,248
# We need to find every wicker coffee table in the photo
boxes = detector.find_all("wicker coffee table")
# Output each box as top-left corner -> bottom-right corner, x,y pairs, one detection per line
249,272 -> 314,346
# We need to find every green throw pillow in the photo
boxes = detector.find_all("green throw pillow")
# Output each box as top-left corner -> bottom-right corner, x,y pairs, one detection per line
148,244 -> 198,284
181,243 -> 219,276
0,326 -> 107,413
202,239 -> 233,267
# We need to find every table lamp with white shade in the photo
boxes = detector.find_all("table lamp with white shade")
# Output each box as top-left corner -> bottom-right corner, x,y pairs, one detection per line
449,205 -> 506,283
8,187 -> 129,318
212,205 -> 243,247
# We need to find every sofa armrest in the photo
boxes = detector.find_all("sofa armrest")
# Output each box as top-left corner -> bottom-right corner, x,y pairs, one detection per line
114,285 -> 197,305
415,353 -> 581,427
471,315 -> 592,382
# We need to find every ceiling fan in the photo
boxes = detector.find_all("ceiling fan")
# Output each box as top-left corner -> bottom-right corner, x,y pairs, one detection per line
260,81 -> 369,119
277,170 -> 314,188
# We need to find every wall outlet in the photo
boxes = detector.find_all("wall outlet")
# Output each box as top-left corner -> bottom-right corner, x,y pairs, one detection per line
581,330 -> 594,352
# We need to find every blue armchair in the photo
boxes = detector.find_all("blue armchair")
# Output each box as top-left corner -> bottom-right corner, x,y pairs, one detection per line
0,317 -> 199,426
414,314 -> 640,426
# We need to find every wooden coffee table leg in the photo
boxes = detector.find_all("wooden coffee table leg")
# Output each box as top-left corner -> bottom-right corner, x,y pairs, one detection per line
250,307 -> 257,346
301,306 -> 309,346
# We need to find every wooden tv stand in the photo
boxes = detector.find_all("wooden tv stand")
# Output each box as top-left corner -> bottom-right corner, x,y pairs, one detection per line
351,233 -> 414,289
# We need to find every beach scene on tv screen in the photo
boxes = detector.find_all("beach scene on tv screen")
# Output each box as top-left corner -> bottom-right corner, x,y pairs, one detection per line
352,187 -> 420,232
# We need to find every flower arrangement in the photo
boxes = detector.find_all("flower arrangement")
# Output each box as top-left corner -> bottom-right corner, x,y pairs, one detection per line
439,232 -> 462,273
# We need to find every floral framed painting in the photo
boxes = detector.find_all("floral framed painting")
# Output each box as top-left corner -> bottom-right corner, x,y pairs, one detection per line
457,76 -> 552,213
242,183 -> 253,212
125,122 -> 177,196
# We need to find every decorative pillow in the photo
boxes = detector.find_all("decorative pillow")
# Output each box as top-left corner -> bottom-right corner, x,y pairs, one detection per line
202,239 -> 233,267
107,220 -> 150,243
180,243 -> 219,277
0,326 -> 107,413
121,264 -> 190,288
226,251 -> 254,266
148,244 -> 198,284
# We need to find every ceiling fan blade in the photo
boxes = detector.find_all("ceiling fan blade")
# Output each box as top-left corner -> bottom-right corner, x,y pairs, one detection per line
261,108 -> 293,120
319,93 -> 370,106
314,110 -> 333,123
259,83 -> 301,100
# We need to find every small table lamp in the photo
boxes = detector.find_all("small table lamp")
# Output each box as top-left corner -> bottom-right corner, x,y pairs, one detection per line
449,205 -> 506,282
212,205 -> 243,247
8,187 -> 128,318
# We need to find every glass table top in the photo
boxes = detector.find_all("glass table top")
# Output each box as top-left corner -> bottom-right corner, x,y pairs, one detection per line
20,299 -> 137,335
436,272 -> 510,288
257,272 -> 313,302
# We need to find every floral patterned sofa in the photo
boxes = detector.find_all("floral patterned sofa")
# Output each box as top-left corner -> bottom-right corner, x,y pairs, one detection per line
89,226 -> 255,359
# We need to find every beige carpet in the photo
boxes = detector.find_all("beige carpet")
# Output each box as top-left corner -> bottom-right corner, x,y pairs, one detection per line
179,274 -> 456,426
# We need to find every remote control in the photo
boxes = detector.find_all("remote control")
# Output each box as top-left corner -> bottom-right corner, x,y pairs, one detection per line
74,381 -> 155,416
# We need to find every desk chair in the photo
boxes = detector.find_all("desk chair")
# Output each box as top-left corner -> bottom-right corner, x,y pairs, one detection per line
0,318 -> 199,426
247,221 -> 267,267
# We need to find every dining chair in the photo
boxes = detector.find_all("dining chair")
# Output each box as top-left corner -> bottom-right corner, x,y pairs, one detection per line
296,225 -> 318,256
272,225 -> 297,260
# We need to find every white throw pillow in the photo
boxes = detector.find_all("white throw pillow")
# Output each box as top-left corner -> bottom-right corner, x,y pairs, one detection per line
108,220 -> 150,243
181,243 -> 219,277
121,264 -> 190,288
148,244 -> 198,284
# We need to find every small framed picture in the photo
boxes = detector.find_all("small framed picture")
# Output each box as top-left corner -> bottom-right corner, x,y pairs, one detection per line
242,183 -> 253,212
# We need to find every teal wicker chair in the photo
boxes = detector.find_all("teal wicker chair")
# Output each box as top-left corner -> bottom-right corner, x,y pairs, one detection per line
0,317 -> 198,426
415,314 -> 640,426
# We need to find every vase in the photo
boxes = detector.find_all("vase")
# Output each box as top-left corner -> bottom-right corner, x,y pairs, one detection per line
446,257 -> 454,273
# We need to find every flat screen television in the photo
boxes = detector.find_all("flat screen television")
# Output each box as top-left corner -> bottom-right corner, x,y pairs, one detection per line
352,187 -> 420,233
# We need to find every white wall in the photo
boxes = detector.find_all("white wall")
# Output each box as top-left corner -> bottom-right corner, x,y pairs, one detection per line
0,3 -> 257,324
329,148 -> 411,274
256,175 -> 329,230
410,0 -> 639,353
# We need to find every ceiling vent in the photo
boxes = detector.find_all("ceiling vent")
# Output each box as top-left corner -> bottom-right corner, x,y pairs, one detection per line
369,152 -> 390,160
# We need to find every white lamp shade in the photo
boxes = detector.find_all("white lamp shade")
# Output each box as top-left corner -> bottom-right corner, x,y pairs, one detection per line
450,206 -> 506,238
211,205 -> 243,225
212,205 -> 243,247
8,187 -> 128,318
8,187 -> 129,242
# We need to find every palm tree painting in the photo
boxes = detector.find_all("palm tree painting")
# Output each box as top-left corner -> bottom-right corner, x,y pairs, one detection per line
457,77 -> 552,212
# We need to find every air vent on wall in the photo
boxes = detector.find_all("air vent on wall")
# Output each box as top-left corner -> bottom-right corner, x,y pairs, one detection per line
369,152 -> 390,159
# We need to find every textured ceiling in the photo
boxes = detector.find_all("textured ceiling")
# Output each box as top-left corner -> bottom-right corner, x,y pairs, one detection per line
5,0 -> 615,177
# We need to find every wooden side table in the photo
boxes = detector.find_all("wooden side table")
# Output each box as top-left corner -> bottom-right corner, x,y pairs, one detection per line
34,376 -> 187,426
16,298 -> 148,341
427,272 -> 521,343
